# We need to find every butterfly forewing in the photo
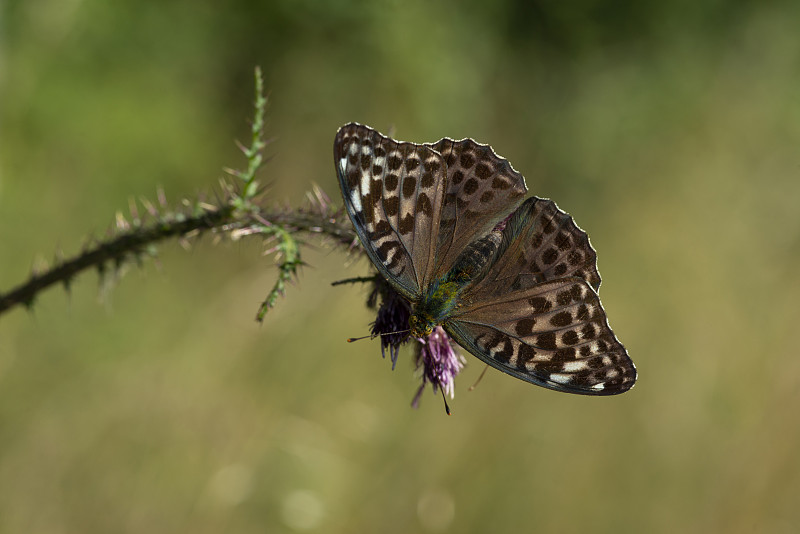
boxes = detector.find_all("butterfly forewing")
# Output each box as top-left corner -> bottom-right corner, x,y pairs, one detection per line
335,123 -> 446,299
473,197 -> 602,296
445,278 -> 636,395
426,138 -> 528,280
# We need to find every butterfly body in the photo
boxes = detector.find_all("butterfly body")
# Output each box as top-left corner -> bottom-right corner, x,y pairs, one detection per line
335,123 -> 637,396
410,229 -> 506,337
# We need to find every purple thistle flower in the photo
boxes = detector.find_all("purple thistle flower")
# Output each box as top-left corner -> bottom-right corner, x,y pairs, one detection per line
363,276 -> 465,411
412,326 -> 466,410
368,277 -> 411,369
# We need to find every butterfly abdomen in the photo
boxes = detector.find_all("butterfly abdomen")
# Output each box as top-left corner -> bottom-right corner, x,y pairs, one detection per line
445,231 -> 504,286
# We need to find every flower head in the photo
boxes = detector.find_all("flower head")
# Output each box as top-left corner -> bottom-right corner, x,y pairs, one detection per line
412,326 -> 466,410
368,276 -> 411,369
364,275 -> 465,411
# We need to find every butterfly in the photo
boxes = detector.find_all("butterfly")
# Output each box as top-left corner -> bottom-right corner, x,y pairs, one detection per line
334,123 -> 636,395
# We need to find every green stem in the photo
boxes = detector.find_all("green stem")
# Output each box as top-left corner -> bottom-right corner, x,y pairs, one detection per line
0,206 -> 233,316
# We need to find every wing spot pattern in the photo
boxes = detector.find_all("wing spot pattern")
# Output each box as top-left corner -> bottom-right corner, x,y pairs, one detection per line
402,176 -> 417,198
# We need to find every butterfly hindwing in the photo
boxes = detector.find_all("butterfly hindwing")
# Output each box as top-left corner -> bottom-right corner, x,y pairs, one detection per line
471,197 -> 602,297
445,278 -> 636,395
335,123 -> 446,300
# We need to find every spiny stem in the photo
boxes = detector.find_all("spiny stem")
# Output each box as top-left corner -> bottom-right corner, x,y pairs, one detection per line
228,66 -> 268,202
0,206 -> 233,315
0,205 -> 357,319
255,225 -> 303,322
267,211 -> 356,248
0,66 -> 361,321
331,276 -> 378,286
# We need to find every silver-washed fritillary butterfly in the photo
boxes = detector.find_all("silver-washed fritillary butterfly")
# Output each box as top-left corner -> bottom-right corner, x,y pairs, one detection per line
335,123 -> 636,395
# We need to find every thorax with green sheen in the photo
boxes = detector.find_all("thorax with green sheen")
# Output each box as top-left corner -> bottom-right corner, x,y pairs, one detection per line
409,275 -> 469,337
408,231 -> 504,337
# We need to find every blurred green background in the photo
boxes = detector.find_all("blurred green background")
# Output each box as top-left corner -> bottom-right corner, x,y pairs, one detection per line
2,1 -> 799,532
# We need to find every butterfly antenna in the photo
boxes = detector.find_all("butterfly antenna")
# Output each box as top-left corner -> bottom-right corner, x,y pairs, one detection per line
346,329 -> 410,343
382,329 -> 410,337
346,334 -> 373,343
468,364 -> 490,391
440,388 -> 451,416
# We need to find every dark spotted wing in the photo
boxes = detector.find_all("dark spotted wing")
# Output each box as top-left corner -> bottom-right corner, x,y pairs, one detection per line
335,123 -> 446,300
473,197 -> 602,296
444,278 -> 636,395
425,138 -> 527,279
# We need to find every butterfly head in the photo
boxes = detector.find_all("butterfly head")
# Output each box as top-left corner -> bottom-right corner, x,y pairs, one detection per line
409,313 -> 435,339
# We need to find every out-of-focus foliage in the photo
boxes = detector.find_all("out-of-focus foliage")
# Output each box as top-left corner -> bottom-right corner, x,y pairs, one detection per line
1,1 -> 799,532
